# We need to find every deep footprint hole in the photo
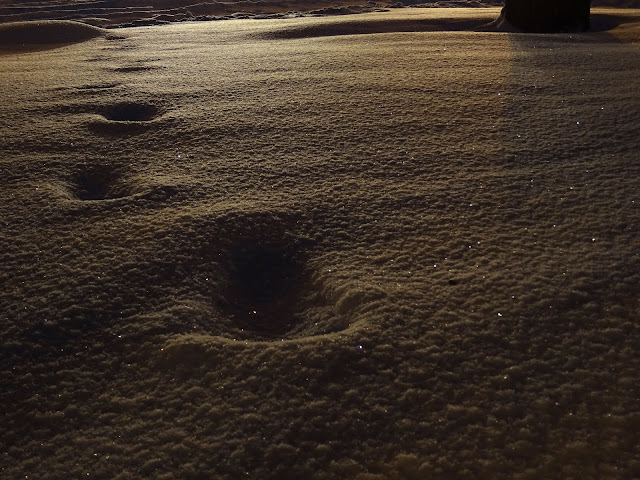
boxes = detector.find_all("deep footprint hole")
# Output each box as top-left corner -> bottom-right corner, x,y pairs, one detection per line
101,102 -> 160,122
70,166 -> 128,201
224,246 -> 309,337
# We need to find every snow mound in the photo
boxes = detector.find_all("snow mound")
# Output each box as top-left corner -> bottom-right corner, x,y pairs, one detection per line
261,12 -> 497,39
0,20 -> 105,47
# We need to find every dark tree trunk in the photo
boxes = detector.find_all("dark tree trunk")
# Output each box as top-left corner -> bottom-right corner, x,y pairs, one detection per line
502,0 -> 592,32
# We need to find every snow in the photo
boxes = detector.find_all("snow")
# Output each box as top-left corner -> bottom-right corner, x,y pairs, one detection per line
1,7 -> 639,479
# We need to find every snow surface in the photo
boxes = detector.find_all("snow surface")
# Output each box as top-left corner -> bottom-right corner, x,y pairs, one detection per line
1,7 -> 640,480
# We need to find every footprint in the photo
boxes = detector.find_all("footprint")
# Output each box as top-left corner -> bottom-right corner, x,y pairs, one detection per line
68,164 -> 128,201
100,102 -> 161,122
112,65 -> 162,73
74,83 -> 120,91
63,165 -> 182,205
194,211 -> 379,342
88,101 -> 164,135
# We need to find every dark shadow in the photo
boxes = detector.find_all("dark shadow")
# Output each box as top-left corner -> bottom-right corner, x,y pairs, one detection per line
223,246 -> 309,337
69,164 -> 128,201
100,102 -> 161,122
589,11 -> 640,31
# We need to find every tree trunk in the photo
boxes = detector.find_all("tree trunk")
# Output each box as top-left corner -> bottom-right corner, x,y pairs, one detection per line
502,0 -> 592,32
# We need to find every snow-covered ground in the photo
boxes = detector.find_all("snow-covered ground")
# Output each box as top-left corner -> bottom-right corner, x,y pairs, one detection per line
1,8 -> 639,479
